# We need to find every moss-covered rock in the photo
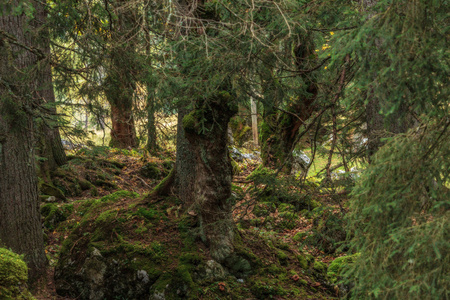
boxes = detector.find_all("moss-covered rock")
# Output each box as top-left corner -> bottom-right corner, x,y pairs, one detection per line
0,248 -> 35,300
39,182 -> 66,201
41,203 -> 74,230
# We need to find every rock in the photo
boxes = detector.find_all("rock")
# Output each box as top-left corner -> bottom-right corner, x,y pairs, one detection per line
194,260 -> 227,282
223,254 -> 252,278
291,150 -> 311,175
40,182 -> 67,201
230,147 -> 244,162
55,247 -> 157,300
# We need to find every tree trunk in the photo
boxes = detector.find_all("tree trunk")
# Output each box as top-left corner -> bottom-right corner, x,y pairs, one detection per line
174,106 -> 197,206
182,93 -> 237,262
261,35 -> 317,172
146,98 -> 158,154
108,97 -> 138,149
105,0 -> 139,149
0,1 -> 48,282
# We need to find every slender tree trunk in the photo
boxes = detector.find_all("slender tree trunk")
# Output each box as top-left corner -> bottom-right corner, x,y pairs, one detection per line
146,98 -> 158,153
0,1 -> 47,282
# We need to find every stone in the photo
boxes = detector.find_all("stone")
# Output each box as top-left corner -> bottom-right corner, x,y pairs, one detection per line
291,150 -> 311,175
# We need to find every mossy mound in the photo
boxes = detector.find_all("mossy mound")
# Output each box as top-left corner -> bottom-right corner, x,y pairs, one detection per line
53,189 -> 335,300
0,248 -> 35,300
41,203 -> 74,230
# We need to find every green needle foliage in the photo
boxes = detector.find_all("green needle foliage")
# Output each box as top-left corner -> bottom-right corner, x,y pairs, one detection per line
344,126 -> 449,299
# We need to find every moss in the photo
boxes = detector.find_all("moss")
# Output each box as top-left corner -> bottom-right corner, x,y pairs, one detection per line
134,207 -> 163,221
278,203 -> 295,213
313,260 -> 327,274
95,209 -> 117,225
39,182 -> 66,201
276,250 -> 289,266
246,165 -> 275,181
41,203 -> 74,230
139,162 -> 162,179
233,125 -> 252,146
327,253 -> 360,283
182,110 -> 200,132
293,232 -> 309,243
296,255 -> 308,270
249,278 -> 287,299
100,190 -> 138,202
0,248 -> 35,300
231,158 -> 241,175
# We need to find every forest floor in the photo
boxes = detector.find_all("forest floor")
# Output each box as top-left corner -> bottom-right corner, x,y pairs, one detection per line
32,146 -> 351,300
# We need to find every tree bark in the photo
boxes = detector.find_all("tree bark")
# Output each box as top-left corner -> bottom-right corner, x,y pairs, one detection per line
182,93 -> 237,262
174,107 -> 197,206
0,1 -> 48,282
104,0 -> 139,149
36,4 -> 67,178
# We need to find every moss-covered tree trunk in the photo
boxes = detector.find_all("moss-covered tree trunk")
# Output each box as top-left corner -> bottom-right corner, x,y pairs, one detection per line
0,0 -> 47,281
260,35 -> 317,173
181,92 -> 237,262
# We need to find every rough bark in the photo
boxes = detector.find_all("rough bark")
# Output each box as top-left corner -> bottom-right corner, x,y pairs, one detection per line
0,1 -> 48,281
36,4 -> 67,178
182,93 -> 237,262
146,94 -> 158,154
174,106 -> 197,206
105,0 -> 139,149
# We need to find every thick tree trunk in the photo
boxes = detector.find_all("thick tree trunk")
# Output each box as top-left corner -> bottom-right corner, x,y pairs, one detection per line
174,107 -> 197,206
0,1 -> 48,281
108,99 -> 138,149
182,93 -> 237,262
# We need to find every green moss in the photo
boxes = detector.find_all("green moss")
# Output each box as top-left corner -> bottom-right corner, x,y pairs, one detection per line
313,260 -> 327,274
293,232 -> 309,242
182,110 -> 200,132
296,255 -> 308,270
39,182 -> 66,200
276,250 -> 289,266
278,203 -> 294,213
140,162 -> 162,179
134,207 -> 163,221
95,209 -> 117,225
249,278 -> 287,299
41,203 -> 74,230
327,253 -> 360,283
0,248 -> 35,300
246,165 -> 275,181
